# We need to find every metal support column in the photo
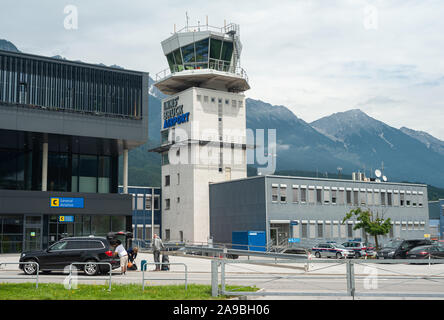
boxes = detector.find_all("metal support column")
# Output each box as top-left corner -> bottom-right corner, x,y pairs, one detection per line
211,259 -> 219,297
42,142 -> 48,191
123,148 -> 128,194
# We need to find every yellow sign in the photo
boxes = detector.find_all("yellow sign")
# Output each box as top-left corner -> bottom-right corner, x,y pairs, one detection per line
50,198 -> 60,207
59,216 -> 65,222
424,234 -> 431,238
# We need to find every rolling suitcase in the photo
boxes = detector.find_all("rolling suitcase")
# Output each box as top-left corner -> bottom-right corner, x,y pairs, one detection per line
161,254 -> 170,271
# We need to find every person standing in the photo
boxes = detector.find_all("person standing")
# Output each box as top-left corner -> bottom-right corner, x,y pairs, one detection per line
152,234 -> 165,271
114,240 -> 128,275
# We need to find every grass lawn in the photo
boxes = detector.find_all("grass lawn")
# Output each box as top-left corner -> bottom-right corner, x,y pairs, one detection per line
0,283 -> 258,300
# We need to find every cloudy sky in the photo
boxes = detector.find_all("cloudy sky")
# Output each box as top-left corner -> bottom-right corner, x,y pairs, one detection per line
2,0 -> 444,139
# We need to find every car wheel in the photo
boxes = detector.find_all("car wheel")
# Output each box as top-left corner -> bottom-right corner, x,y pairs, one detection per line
84,260 -> 99,276
23,259 -> 38,275
315,252 -> 321,258
336,252 -> 342,259
355,252 -> 361,259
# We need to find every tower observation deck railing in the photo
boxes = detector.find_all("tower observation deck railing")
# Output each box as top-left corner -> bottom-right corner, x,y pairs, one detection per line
175,23 -> 239,35
155,59 -> 249,84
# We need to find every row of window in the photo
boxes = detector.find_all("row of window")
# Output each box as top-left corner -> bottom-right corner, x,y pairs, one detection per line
131,194 -> 160,211
293,220 -> 426,239
271,184 -> 425,208
0,52 -> 143,118
165,37 -> 234,73
196,94 -> 243,108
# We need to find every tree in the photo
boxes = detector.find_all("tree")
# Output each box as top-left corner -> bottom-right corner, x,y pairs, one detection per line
342,207 -> 392,250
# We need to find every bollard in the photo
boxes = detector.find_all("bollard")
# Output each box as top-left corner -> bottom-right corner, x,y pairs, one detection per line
211,260 -> 219,297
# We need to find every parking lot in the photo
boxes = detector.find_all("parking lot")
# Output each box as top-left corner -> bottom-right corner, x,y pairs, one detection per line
1,252 -> 444,299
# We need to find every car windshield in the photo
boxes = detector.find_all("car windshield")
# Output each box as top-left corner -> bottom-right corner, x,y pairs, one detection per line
383,240 -> 402,249
335,244 -> 346,249
410,246 -> 430,253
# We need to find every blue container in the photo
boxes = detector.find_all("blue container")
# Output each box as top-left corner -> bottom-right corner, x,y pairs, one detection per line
232,231 -> 266,252
141,259 -> 147,271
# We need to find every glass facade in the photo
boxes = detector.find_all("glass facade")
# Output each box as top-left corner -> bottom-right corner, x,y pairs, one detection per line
0,51 -> 143,119
166,37 -> 234,73
0,129 -> 118,193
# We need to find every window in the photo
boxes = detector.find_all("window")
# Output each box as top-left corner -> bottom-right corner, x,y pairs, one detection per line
280,186 -> 287,202
347,224 -> 353,238
292,186 -> 299,203
374,191 -> 380,205
238,100 -> 243,108
232,100 -> 237,108
360,191 -> 366,205
211,97 -> 215,103
400,192 -> 405,206
387,192 -> 393,206
204,96 -> 209,102
300,187 -> 307,203
401,222 -> 407,231
324,189 -> 330,204
331,190 -> 337,204
177,197 -> 180,203
381,191 -> 386,206
367,190 -> 373,206
301,223 -> 308,238
325,223 -> 331,238
346,190 -> 352,205
165,199 -> 170,210
154,195 -> 160,210
49,241 -> 67,251
308,188 -> 315,204
161,152 -> 169,165
165,175 -> 170,186
145,196 -> 152,210
317,223 -> 324,238
316,188 -> 322,204
271,186 -> 278,202
338,190 -> 345,205
197,95 -> 201,101
165,229 -> 170,241
177,173 -> 180,185
137,194 -> 144,210
353,191 -> 359,206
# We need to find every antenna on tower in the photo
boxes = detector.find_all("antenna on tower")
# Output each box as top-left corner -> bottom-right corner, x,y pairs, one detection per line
186,12 -> 190,31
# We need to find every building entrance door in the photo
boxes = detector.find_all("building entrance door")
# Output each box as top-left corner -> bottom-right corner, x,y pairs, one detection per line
23,215 -> 42,251
270,228 -> 279,246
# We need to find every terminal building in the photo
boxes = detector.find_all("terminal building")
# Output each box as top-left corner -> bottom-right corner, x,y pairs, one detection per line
0,49 -> 148,253
209,175 -> 430,247
151,23 -> 250,243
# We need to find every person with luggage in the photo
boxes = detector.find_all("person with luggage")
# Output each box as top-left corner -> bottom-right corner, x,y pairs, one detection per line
113,240 -> 128,275
151,234 -> 165,271
127,246 -> 139,271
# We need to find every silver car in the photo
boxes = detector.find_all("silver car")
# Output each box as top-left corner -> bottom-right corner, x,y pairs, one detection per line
312,243 -> 355,259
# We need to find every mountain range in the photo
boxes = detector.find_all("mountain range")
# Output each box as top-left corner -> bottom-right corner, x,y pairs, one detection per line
2,40 -> 444,192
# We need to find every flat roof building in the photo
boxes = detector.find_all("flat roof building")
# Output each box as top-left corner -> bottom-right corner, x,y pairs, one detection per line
209,175 -> 430,248
0,49 -> 149,253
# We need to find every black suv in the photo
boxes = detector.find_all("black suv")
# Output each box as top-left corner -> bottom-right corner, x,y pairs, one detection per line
377,239 -> 433,259
19,237 -> 120,276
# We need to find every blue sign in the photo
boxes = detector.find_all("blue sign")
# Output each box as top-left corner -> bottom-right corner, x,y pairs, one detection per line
50,197 -> 84,208
59,216 -> 75,223
163,112 -> 190,129
288,238 -> 301,243
290,220 -> 299,226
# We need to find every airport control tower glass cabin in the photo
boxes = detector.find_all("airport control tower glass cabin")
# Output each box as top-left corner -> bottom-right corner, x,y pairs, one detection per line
152,22 -> 250,244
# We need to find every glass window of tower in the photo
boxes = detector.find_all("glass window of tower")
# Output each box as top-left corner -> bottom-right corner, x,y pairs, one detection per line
220,41 -> 233,62
195,38 -> 209,63
210,38 -> 222,60
181,43 -> 196,64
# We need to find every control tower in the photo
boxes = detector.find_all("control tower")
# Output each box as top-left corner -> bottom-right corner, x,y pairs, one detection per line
151,22 -> 250,244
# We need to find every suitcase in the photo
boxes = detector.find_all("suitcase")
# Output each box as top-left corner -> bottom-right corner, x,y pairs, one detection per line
161,254 -> 170,271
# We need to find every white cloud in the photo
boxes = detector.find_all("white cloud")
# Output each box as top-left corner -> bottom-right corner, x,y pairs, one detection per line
1,0 -> 443,140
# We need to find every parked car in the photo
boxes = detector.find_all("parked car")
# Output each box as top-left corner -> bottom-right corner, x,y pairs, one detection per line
281,248 -> 307,255
406,245 -> 444,260
376,239 -> 433,259
19,236 -> 120,276
312,243 -> 355,259
341,241 -> 375,258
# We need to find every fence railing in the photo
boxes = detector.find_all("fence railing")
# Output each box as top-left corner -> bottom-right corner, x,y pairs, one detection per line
212,258 -> 444,299
141,262 -> 188,291
0,261 -> 39,288
68,262 -> 113,291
